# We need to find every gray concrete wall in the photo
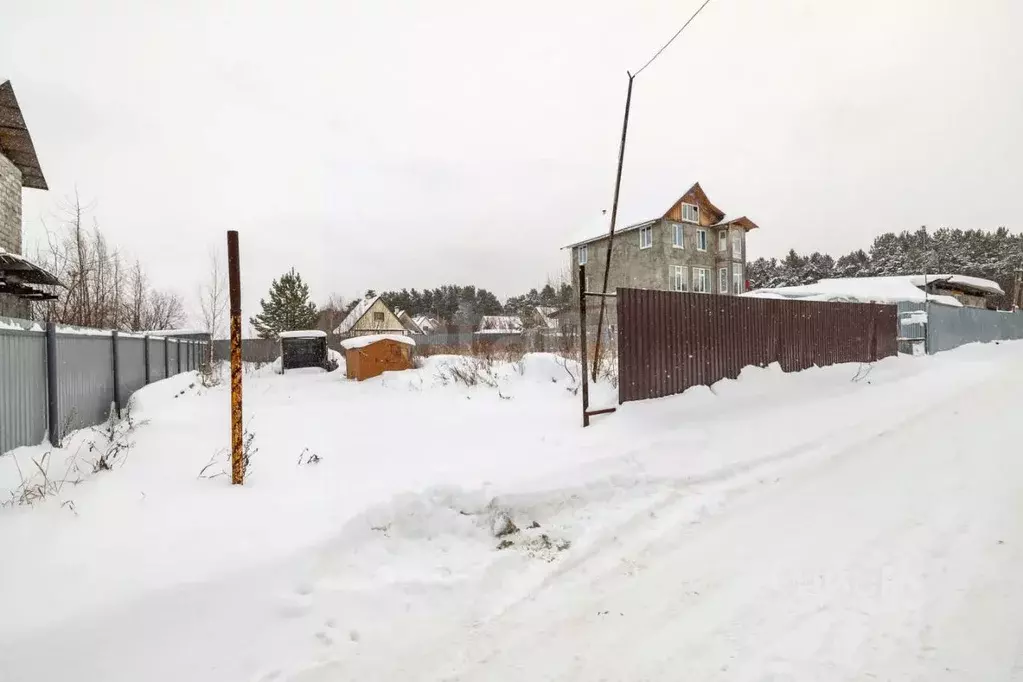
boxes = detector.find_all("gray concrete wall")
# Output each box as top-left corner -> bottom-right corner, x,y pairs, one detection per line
0,151 -> 28,317
0,151 -> 22,255
570,220 -> 746,295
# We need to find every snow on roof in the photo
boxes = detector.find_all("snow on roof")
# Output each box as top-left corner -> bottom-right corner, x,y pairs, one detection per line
535,306 -> 559,330
476,315 -> 523,333
278,329 -> 327,339
902,274 -> 1004,297
340,333 -> 416,350
412,315 -> 439,333
333,296 -> 380,335
563,217 -> 658,250
743,277 -> 963,307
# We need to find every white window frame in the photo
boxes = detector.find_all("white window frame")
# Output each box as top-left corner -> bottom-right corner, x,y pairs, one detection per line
697,229 -> 707,252
718,267 -> 728,294
693,267 -> 710,294
732,231 -> 742,259
670,265 -> 688,292
733,266 -> 743,294
681,202 -> 699,223
639,225 -> 653,249
718,230 -> 728,252
578,244 -> 587,265
672,223 -> 684,249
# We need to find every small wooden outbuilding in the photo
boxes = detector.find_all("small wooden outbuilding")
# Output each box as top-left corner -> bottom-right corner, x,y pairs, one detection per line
340,333 -> 415,381
279,330 -> 329,372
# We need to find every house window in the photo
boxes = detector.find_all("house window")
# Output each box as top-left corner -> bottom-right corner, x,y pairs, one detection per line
578,244 -> 587,265
672,223 -> 684,248
719,267 -> 728,294
639,225 -> 653,249
697,229 -> 707,251
670,265 -> 688,292
718,230 -> 728,252
733,265 -> 743,294
373,312 -> 385,322
693,267 -> 710,293
681,203 -> 699,223
732,231 -> 742,259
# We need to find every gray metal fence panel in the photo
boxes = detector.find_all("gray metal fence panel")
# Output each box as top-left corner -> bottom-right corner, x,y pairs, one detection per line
212,339 -> 279,363
149,338 -> 167,381
167,340 -> 179,374
927,304 -> 1023,353
118,337 -> 147,404
55,334 -> 114,433
0,328 -> 48,454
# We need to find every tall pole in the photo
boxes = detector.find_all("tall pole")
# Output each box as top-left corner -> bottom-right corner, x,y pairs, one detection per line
579,264 -> 590,427
592,72 -> 635,382
227,231 -> 244,485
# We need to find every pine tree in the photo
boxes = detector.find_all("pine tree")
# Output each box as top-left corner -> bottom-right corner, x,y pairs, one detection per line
249,268 -> 319,339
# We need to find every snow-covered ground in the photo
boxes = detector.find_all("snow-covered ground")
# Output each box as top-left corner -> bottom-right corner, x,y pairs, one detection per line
1,346 -> 1022,681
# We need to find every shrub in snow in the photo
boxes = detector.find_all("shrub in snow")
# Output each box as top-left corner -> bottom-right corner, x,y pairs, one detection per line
492,512 -> 518,538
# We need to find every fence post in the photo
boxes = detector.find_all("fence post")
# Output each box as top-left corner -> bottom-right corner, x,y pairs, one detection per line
144,336 -> 151,385
46,322 -> 61,447
164,337 -> 169,378
111,330 -> 122,416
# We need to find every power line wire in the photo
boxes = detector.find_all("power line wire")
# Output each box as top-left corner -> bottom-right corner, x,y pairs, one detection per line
633,0 -> 715,78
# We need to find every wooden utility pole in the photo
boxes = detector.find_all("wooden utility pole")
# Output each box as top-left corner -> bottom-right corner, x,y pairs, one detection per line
227,231 -> 244,485
592,72 -> 634,382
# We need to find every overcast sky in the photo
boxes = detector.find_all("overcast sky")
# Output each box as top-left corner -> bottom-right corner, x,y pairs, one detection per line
3,0 -> 1020,324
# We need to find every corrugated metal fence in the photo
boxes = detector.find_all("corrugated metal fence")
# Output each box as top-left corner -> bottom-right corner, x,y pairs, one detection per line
617,288 -> 898,403
0,320 -> 209,455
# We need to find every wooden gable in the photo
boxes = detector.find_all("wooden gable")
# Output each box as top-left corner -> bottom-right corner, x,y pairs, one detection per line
661,182 -> 725,226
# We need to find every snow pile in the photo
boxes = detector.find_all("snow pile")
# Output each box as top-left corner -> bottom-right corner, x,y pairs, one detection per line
3,346 -> 1023,680
339,333 -> 415,349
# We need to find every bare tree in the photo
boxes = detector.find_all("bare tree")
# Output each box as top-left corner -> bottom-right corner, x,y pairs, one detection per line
33,191 -> 185,332
198,249 -> 227,339
317,292 -> 349,335
197,248 -> 227,369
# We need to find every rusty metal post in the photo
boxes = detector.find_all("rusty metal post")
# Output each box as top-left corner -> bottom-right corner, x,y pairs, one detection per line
227,231 -> 244,485
579,264 -> 590,427
593,72 -> 635,382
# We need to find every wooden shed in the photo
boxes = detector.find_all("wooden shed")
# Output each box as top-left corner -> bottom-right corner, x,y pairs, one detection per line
279,330 -> 329,372
340,334 -> 415,381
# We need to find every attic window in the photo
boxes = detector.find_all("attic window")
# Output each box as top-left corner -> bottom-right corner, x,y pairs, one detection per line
681,203 -> 699,223
373,312 -> 385,322
578,244 -> 588,265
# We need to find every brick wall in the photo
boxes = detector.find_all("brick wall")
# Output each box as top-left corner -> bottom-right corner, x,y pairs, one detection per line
0,151 -> 23,255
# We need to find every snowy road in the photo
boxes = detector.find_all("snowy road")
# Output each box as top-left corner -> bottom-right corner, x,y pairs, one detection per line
294,352 -> 1023,681
2,348 -> 1023,680
428,372 -> 1023,680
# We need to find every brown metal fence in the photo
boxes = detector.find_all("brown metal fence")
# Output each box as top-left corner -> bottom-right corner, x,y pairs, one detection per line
617,288 -> 898,403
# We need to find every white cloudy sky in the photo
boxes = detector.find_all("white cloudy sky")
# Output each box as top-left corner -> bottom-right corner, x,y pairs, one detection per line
3,0 -> 1020,322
